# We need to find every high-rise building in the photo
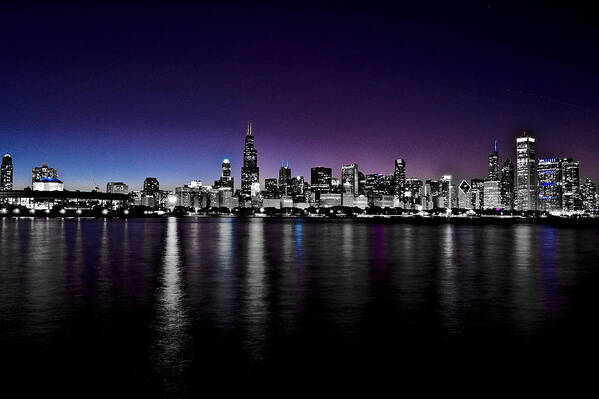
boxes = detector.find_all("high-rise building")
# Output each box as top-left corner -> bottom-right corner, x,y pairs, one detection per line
581,178 -> 597,212
537,157 -> 562,212
32,163 -> 58,185
1,153 -> 13,190
264,178 -> 279,199
241,121 -> 259,199
341,163 -> 359,195
310,166 -> 332,194
107,182 -> 129,194
458,180 -> 472,209
143,177 -> 160,196
215,158 -> 234,191
470,178 -> 485,210
290,176 -> 305,199
561,158 -> 581,211
440,175 -> 452,208
483,181 -> 501,209
500,158 -> 515,210
394,158 -> 406,200
516,134 -> 537,211
425,179 -> 440,209
404,178 -> 423,208
488,140 -> 499,181
278,162 -> 291,196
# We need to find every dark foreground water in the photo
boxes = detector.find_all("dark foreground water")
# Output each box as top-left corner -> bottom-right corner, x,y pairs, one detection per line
1,217 -> 598,394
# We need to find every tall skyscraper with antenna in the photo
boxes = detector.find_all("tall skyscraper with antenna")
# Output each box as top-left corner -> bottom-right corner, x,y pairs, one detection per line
488,140 -> 499,181
241,121 -> 259,199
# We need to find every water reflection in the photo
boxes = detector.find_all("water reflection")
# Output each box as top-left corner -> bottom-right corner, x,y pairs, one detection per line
242,219 -> 268,363
151,218 -> 191,396
439,224 -> 460,334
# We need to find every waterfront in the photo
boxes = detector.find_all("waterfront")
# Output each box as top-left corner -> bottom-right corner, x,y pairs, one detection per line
1,217 -> 598,393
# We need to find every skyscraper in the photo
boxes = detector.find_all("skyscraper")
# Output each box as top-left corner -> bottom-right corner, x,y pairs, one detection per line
440,175 -> 452,208
500,158 -> 515,210
278,162 -> 291,196
216,158 -> 234,191
341,163 -> 359,195
394,158 -> 406,200
561,158 -> 581,211
537,157 -> 561,212
143,177 -> 160,196
581,178 -> 597,212
240,121 -> 259,199
516,134 -> 537,211
32,162 -> 58,185
488,140 -> 499,181
264,178 -> 279,199
1,153 -> 13,190
310,166 -> 332,194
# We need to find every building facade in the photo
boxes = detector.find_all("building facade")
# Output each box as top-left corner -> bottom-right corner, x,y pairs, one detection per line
1,153 -> 13,190
240,121 -> 259,200
341,163 -> 359,195
561,158 -> 581,211
500,158 -> 515,210
394,158 -> 406,200
32,163 -> 58,186
537,157 -> 561,212
107,182 -> 129,194
516,134 -> 537,211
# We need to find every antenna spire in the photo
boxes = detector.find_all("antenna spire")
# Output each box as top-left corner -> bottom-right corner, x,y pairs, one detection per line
246,120 -> 253,136
494,140 -> 497,153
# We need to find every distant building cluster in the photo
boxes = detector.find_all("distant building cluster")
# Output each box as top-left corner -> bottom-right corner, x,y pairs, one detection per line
1,124 -> 597,215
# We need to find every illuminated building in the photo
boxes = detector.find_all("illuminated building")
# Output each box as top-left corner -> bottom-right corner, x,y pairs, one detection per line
143,177 -> 159,196
500,158 -> 515,210
264,178 -> 279,198
278,162 -> 291,195
1,153 -> 13,190
241,121 -> 259,200
488,140 -> 499,181
483,180 -> 501,209
342,182 -> 354,207
394,158 -> 406,200
537,157 -> 561,212
458,180 -> 472,209
516,134 -> 537,211
32,176 -> 64,191
561,158 -> 581,211
319,193 -> 342,207
581,178 -> 596,212
310,166 -> 332,194
215,158 -> 234,191
32,163 -> 58,186
175,185 -> 193,208
341,163 -> 359,195
470,178 -> 485,210
404,178 -> 423,209
424,179 -> 440,209
440,175 -> 452,208
289,176 -> 305,199
106,182 -> 128,194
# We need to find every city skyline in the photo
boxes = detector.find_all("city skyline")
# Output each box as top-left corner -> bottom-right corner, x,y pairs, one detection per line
1,125 -> 596,193
2,3 -> 599,190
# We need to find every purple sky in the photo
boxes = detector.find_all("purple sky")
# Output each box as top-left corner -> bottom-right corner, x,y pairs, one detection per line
1,2 -> 598,190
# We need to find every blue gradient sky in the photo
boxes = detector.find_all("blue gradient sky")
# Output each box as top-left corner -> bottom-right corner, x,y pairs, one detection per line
1,2 -> 598,190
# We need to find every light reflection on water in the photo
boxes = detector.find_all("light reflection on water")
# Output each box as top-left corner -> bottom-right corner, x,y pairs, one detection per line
1,217 -> 599,390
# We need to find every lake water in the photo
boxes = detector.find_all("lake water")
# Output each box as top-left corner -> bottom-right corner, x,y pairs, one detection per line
1,217 -> 598,394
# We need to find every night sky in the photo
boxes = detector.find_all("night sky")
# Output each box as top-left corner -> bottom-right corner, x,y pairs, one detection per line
2,2 -> 598,190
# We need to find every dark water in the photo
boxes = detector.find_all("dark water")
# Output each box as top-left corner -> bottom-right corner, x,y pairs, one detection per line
1,217 -> 598,393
